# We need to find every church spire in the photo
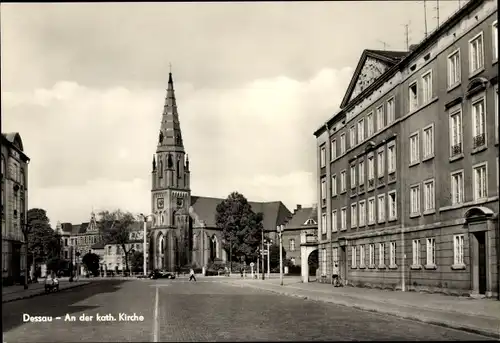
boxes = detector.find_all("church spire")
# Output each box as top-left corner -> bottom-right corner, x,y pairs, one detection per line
157,69 -> 184,154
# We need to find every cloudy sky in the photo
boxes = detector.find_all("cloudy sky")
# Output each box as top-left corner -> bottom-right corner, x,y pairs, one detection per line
1,1 -> 463,225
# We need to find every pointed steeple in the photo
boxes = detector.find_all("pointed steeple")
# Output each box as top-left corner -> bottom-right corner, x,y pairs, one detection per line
157,70 -> 184,154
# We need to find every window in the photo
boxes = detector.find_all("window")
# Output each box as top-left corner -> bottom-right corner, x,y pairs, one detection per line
321,178 -> 326,200
388,191 -> 397,220
449,109 -> 463,156
333,247 -> 339,264
377,194 -> 385,222
387,143 -> 396,173
422,71 -> 432,103
473,163 -> 487,201
290,258 -> 296,266
358,200 -> 366,226
360,245 -> 366,267
340,170 -> 346,192
367,111 -> 374,136
376,105 -> 384,131
390,242 -> 397,266
289,239 -> 295,251
368,155 -> 375,180
423,179 -> 435,212
321,213 -> 327,234
358,159 -> 365,185
426,238 -> 436,266
451,170 -> 464,205
349,126 -> 356,147
350,164 -> 356,189
331,175 -> 337,196
321,248 -> 327,276
340,133 -> 346,154
409,82 -> 418,111
423,124 -> 434,158
332,210 -> 337,232
409,132 -> 419,164
412,239 -> 421,266
331,140 -> 337,160
351,246 -> 357,268
379,243 -> 385,266
368,197 -> 375,224
369,244 -> 375,266
472,97 -> 486,148
340,207 -> 347,230
387,98 -> 395,124
377,148 -> 385,177
358,118 -> 365,141
320,146 -> 326,167
469,32 -> 484,74
448,50 -> 461,87
351,203 -> 357,228
453,234 -> 465,266
493,21 -> 498,61
410,184 -> 421,215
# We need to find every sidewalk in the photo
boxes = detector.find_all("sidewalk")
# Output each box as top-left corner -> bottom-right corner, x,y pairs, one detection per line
2,279 -> 90,303
223,278 -> 500,339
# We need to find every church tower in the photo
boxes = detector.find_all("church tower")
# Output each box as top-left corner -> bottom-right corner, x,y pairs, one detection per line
151,71 -> 191,270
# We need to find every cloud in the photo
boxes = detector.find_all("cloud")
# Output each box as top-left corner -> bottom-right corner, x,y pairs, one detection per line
2,67 -> 353,223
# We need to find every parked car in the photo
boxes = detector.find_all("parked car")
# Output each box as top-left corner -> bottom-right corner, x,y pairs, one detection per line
44,275 -> 59,293
149,269 -> 175,280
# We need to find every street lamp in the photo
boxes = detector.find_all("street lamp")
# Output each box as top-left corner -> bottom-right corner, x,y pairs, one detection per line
277,225 -> 284,286
139,213 -> 152,277
265,239 -> 272,279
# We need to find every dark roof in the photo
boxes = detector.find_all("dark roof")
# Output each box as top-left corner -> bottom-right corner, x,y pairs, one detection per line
91,241 -> 106,249
365,49 -> 409,62
1,132 -> 29,160
61,223 -> 73,233
286,207 -> 318,229
70,220 -> 152,235
190,196 -> 292,230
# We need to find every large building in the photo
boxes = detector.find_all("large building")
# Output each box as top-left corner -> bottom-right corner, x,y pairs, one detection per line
313,0 -> 498,298
1,132 -> 29,283
148,72 -> 291,271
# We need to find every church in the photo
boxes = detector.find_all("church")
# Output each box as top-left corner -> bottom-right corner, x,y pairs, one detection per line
148,72 -> 292,271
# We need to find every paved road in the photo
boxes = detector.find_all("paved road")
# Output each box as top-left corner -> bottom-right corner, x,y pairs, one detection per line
2,279 -> 495,342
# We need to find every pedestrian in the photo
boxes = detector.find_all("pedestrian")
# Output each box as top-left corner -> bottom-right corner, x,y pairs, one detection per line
332,263 -> 340,287
189,268 -> 197,282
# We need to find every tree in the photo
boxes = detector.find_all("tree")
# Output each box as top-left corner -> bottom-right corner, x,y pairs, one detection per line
269,243 -> 286,269
26,208 -> 60,264
46,257 -> 65,275
215,192 -> 264,263
129,251 -> 143,273
97,210 -> 135,273
82,253 -> 100,276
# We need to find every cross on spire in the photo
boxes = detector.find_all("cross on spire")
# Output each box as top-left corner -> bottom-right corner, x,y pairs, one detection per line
169,62 -> 172,73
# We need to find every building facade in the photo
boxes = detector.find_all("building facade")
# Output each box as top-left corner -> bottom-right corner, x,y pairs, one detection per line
283,204 -> 317,269
313,0 -> 498,298
1,133 -> 29,283
149,72 -> 291,272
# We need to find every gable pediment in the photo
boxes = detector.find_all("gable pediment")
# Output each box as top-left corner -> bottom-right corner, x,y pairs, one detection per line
340,50 -> 407,108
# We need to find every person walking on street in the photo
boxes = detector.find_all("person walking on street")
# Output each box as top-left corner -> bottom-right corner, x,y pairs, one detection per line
189,268 -> 197,282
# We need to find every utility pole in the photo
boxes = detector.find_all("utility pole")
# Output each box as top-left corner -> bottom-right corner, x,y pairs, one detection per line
377,40 -> 390,51
404,23 -> 410,51
261,229 -> 265,280
434,0 -> 440,29
266,240 -> 271,279
424,0 -> 428,38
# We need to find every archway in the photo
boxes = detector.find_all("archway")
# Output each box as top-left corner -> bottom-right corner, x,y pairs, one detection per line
209,235 -> 219,261
301,247 -> 318,283
157,232 -> 164,270
307,250 -> 319,280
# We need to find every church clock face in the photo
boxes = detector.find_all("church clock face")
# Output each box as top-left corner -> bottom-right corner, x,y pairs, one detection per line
157,198 -> 164,209
176,198 -> 184,208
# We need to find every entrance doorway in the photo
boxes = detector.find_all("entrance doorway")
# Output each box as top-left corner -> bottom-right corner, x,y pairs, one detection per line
340,246 -> 347,281
476,232 -> 486,295
307,249 -> 318,282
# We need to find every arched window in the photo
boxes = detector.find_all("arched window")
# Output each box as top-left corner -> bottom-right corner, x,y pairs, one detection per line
176,159 -> 181,179
158,158 -> 163,178
20,168 -> 25,186
1,155 -> 5,178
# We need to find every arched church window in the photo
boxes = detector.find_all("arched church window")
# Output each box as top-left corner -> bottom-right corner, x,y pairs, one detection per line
161,213 -> 165,225
158,158 -> 163,178
176,159 -> 181,179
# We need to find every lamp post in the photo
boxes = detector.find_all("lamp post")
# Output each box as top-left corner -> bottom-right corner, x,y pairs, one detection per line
261,229 -> 265,280
266,240 -> 271,279
277,225 -> 284,286
139,213 -> 152,277
229,236 -> 232,275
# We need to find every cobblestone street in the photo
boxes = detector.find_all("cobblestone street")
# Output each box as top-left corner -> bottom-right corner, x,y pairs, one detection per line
2,279 -> 495,342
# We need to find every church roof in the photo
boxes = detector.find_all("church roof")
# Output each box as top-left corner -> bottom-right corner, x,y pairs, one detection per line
190,196 -> 292,231
65,219 -> 152,236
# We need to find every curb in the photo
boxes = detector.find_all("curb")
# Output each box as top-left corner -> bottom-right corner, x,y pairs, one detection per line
2,282 -> 90,304
226,282 -> 500,340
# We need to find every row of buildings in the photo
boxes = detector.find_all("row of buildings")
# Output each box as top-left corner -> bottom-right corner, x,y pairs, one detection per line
313,0 -> 498,298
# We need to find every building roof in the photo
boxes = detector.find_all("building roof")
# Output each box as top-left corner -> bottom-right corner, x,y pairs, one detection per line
190,196 -> 292,230
1,132 -> 29,160
314,0 -> 483,137
285,206 -> 318,230
65,219 -> 152,236
91,241 -> 106,249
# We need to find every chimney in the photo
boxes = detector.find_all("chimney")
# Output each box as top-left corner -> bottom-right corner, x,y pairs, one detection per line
294,204 -> 302,214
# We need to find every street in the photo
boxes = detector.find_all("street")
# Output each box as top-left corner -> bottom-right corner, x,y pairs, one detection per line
2,278 -> 495,342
